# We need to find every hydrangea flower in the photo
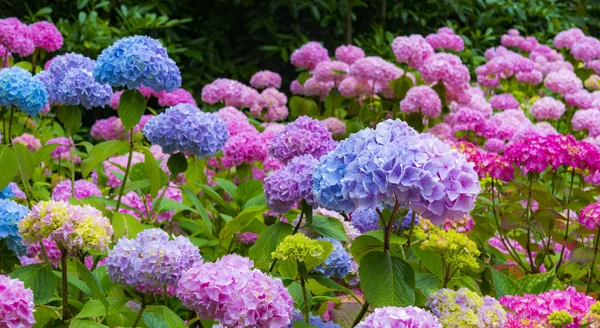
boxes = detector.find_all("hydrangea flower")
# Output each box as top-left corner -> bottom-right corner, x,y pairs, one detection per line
544,69 -> 583,95
0,199 -> 29,255
530,96 -> 566,121
94,35 -> 181,92
291,41 -> 330,70
37,53 -> 113,109
143,104 -> 229,158
106,228 -> 201,292
118,185 -> 182,222
548,310 -> 574,327
490,94 -> 519,110
400,86 -> 442,118
392,35 -> 435,69
313,60 -> 350,84
426,288 -> 506,327
0,275 -> 35,328
356,306 -> 441,328
156,88 -> 196,107
302,77 -> 334,100
426,27 -> 464,51
201,78 -> 259,107
0,18 -> 34,57
288,310 -> 341,328
264,154 -> 319,213
177,254 -> 294,327
28,21 -> 63,52
350,56 -> 402,83
0,185 -> 14,199
12,133 -> 41,151
0,66 -> 48,116
18,200 -> 113,253
321,117 -> 346,137
272,233 -> 324,262
417,224 -> 480,271
216,106 -> 248,123
46,137 -> 81,163
268,116 -> 337,164
312,237 -> 352,279
350,207 -> 379,233
249,70 -> 282,89
420,53 -> 470,88
249,88 -> 288,121
51,179 -> 102,202
579,202 -> 600,230
554,28 -> 585,49
335,45 -> 365,65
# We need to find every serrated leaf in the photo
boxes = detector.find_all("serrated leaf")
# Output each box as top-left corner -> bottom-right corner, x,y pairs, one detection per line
311,215 -> 348,242
248,222 -> 293,269
9,264 -> 56,305
491,268 -> 518,298
359,252 -> 415,307
118,89 -> 146,130
517,271 -> 558,294
0,145 -> 19,189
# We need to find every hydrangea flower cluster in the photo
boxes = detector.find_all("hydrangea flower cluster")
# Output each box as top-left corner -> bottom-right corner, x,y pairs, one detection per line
321,117 -> 346,137
0,199 -> 29,254
0,66 -> 48,116
177,254 -> 294,327
313,60 -> 350,84
500,287 -> 596,327
94,36 -> 181,92
156,88 -> 197,107
530,96 -> 566,121
12,133 -> 41,151
426,288 -> 506,327
356,306 -> 441,328
350,207 -> 379,233
201,78 -> 259,108
118,185 -> 182,222
268,116 -> 337,164
313,119 -> 480,224
143,104 -> 229,158
291,41 -> 330,70
0,275 -> 35,328
250,70 -> 282,89
249,87 -> 288,121
392,34 -> 434,69
335,45 -> 365,65
548,310 -> 574,327
350,56 -> 402,83
51,179 -> 102,202
37,53 -> 113,109
18,200 -> 113,252
416,222 -> 480,271
312,237 -> 352,279
264,154 -> 319,213
0,185 -> 14,199
46,137 -> 81,163
490,94 -> 519,110
426,27 -> 464,51
216,106 -> 248,123
271,233 -> 324,262
400,85 -> 442,118
579,201 -> 600,230
106,228 -> 201,292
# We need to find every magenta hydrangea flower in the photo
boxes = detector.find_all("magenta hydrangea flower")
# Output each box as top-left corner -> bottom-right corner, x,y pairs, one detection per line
268,116 -> 337,164
400,86 -> 442,118
51,179 -> 102,202
157,88 -> 196,107
392,35 -> 435,69
237,232 -> 258,244
290,41 -> 329,70
12,133 -> 41,151
356,306 -> 441,328
490,94 -> 519,110
28,21 -> 63,52
579,202 -> 600,230
216,106 -> 248,123
90,117 -> 124,141
321,117 -> 346,136
47,137 -> 81,163
264,154 -> 319,213
177,254 -> 294,327
350,56 -> 402,83
106,228 -> 201,292
201,78 -> 259,108
0,18 -> 34,57
249,70 -> 282,89
545,69 -> 583,95
249,88 -> 288,121
426,27 -> 464,51
335,45 -> 365,65
0,275 -> 35,328
554,28 -> 586,49
530,96 -> 566,121
223,132 -> 267,166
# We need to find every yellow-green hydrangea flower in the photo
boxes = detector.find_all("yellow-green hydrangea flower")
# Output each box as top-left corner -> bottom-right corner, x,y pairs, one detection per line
272,234 -> 323,262
417,221 -> 480,271
548,310 -> 574,328
426,288 -> 506,327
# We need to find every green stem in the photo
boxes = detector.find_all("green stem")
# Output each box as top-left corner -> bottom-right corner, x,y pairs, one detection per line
351,301 -> 369,327
525,178 -> 536,273
7,106 -> 14,145
299,275 -> 310,323
61,248 -> 69,321
406,209 -> 416,248
556,169 -> 576,275
115,129 -> 134,212
69,136 -> 76,198
131,302 -> 145,328
147,183 -> 173,224
586,227 -> 600,294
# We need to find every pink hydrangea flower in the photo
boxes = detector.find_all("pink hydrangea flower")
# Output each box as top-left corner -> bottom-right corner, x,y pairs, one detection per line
420,53 -> 470,87
0,17 -> 34,56
302,77 -> 334,100
216,106 -> 247,123
28,21 -> 63,52
544,69 -> 583,95
321,117 -> 346,136
201,78 -> 259,108
530,96 -> 566,121
249,70 -> 282,89
400,86 -> 442,118
119,184 -> 182,222
290,41 -> 329,70
156,88 -> 196,107
426,27 -> 464,51
47,137 -> 81,163
391,34 -> 434,69
572,109 -> 600,137
579,201 -> 600,230
51,179 -> 102,201
0,275 -> 35,328
312,60 -> 349,83
490,94 -> 519,110
12,133 -> 41,151
334,45 -> 365,65
515,70 -> 543,85
249,88 -> 288,121
338,76 -> 370,98
571,36 -> 600,63
554,28 -> 586,49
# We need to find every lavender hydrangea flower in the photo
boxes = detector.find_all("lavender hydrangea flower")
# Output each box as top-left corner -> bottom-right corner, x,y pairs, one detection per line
143,104 -> 229,158
264,154 -> 319,213
0,199 -> 29,255
177,254 -> 294,327
94,36 -> 181,92
37,53 -> 113,109
355,306 -> 441,327
106,228 -> 201,292
51,180 -> 102,202
313,237 -> 352,279
268,116 -> 337,164
0,275 -> 35,328
350,207 -> 379,233
288,310 -> 341,328
0,66 -> 48,116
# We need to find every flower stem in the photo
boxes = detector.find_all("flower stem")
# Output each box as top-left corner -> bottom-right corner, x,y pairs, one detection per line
525,177 -> 536,273
556,169 -> 576,275
351,301 -> 369,327
587,227 -> 600,294
6,106 -> 14,145
115,129 -> 134,212
61,248 -> 69,321
131,302 -> 146,328
299,275 -> 310,323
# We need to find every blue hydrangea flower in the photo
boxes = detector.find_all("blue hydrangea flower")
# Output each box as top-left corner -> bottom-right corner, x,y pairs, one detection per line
37,53 -> 113,109
0,199 -> 29,254
313,237 -> 352,279
143,104 -> 229,158
399,208 -> 418,230
288,310 -> 341,328
94,36 -> 181,92
0,67 -> 48,116
350,207 -> 379,233
0,185 -> 14,199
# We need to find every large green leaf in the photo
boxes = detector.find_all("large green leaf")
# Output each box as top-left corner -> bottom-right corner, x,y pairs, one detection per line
389,75 -> 414,99
490,268 -> 518,298
220,205 -> 267,239
118,89 -> 146,130
9,264 -> 56,305
358,252 -> 415,307
140,147 -> 164,198
215,177 -> 238,198
248,222 -> 293,269
516,271 -> 557,295
13,142 -> 34,182
70,319 -> 109,327
145,305 -> 187,328
351,231 -> 406,263
81,140 -> 129,178
75,259 -> 108,310
57,105 -> 82,135
311,215 -> 348,242
410,244 -> 444,277
75,298 -> 130,318
304,240 -> 333,271
181,186 -> 213,234
112,213 -> 143,240
166,152 -> 188,176
0,145 -> 19,189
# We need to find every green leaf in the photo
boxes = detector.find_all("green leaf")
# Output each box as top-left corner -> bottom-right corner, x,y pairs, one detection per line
304,240 -> 333,271
9,264 -> 56,305
389,75 -> 414,99
215,177 -> 238,198
234,180 -> 263,207
33,144 -> 58,167
289,96 -> 319,119
82,140 -> 129,178
13,142 -> 34,182
196,183 -> 237,214
294,321 -> 317,328
57,105 -> 82,135
181,186 -> 213,233
244,194 -> 267,209
450,275 -> 481,293
311,215 -> 348,242
112,213 -> 143,239
286,281 -> 312,310
570,247 -> 596,263
166,152 -> 188,176
0,145 -> 19,189
75,298 -> 130,318
491,268 -> 518,298
249,222 -> 293,269
359,252 -> 415,307
75,259 -> 108,310
517,271 -> 557,294
14,61 -> 33,71
220,205 -> 267,239
69,319 -> 109,327
415,273 -> 439,298
142,312 -> 169,328
278,259 -> 298,279
145,305 -> 187,328
411,245 -> 444,277
33,305 -> 60,328
140,147 -> 165,198
311,275 -> 351,293
118,89 -> 146,130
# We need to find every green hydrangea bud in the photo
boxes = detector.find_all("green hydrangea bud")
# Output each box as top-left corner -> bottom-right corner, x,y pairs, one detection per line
272,234 -> 324,262
418,221 -> 480,271
547,310 -> 574,328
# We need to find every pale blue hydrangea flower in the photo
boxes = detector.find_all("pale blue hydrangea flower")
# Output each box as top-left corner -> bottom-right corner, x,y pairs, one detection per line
0,199 -> 29,254
313,237 -> 352,279
0,67 -> 48,116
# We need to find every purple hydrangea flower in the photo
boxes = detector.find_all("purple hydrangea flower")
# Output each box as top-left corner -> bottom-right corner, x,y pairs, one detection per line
355,306 -> 441,327
51,179 -> 102,202
142,104 -> 229,158
177,254 -> 294,327
0,66 -> 48,116
0,275 -> 35,328
264,154 -> 319,213
313,237 -> 352,279
37,53 -> 113,109
106,228 -> 201,292
269,116 -> 337,164
350,207 -> 379,233
94,36 -> 181,92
